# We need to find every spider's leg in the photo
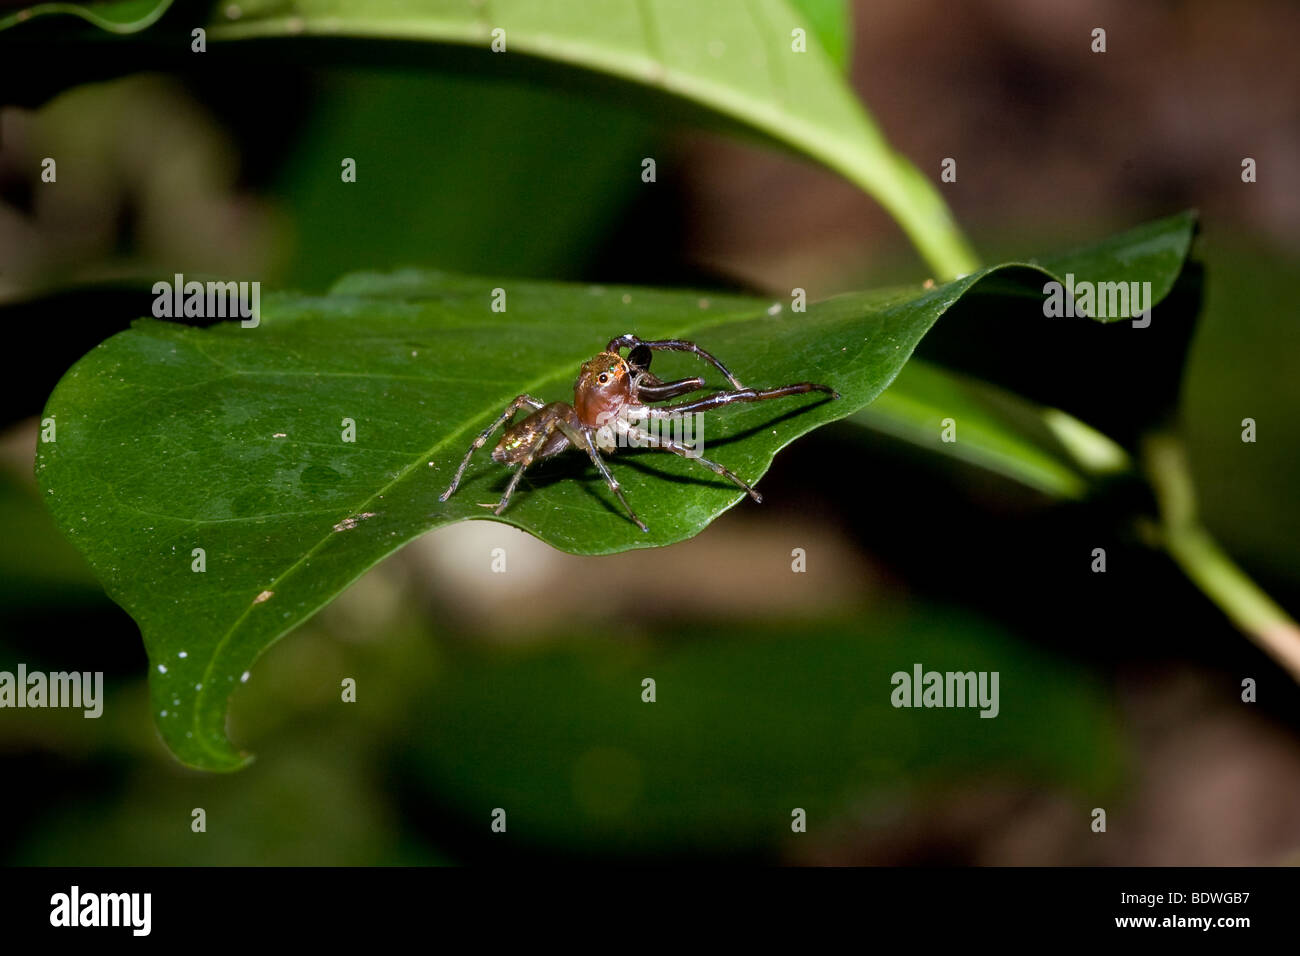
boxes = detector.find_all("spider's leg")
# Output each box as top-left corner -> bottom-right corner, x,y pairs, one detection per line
492,409 -> 562,515
644,382 -> 838,418
624,425 -> 763,503
440,394 -> 545,500
607,335 -> 746,389
556,412 -> 649,533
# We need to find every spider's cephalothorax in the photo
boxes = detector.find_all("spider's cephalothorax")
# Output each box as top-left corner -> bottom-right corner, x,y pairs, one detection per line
573,351 -> 634,428
439,334 -> 838,532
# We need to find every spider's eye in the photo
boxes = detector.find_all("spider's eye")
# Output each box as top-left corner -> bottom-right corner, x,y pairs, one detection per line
598,372 -> 609,384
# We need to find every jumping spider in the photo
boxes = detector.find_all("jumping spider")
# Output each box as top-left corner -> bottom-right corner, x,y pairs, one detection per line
439,334 -> 838,531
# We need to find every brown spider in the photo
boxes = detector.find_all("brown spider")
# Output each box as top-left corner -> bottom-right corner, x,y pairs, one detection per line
439,334 -> 838,531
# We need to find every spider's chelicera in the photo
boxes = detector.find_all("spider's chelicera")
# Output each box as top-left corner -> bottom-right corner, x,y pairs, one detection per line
439,334 -> 838,532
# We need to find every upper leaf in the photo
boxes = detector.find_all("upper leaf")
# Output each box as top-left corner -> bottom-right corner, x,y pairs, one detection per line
0,0 -> 171,33
786,0 -> 851,71
203,0 -> 974,278
36,213 -> 1195,769
2,0 -> 968,276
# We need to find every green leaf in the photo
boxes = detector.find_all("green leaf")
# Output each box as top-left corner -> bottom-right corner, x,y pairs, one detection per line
1034,210 -> 1198,305
842,209 -> 1198,498
848,358 -> 1129,500
37,213 -> 1195,770
0,0 -> 171,33
786,0 -> 851,71
205,0 -> 975,279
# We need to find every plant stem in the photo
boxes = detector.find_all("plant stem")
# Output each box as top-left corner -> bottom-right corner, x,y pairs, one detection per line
1144,433 -> 1300,682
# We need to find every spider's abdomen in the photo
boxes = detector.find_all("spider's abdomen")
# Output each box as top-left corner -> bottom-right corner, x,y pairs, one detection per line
492,404 -> 572,464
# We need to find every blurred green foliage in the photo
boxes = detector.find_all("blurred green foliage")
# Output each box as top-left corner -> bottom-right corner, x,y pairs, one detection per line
406,605 -> 1121,857
8,584 -> 1122,863
275,70 -> 658,290
1182,238 -> 1300,585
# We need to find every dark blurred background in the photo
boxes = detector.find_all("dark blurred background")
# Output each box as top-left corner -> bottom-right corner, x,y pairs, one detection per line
1,0 -> 1299,864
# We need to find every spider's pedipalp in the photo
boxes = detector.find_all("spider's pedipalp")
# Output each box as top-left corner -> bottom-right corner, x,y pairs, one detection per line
606,334 -> 746,390
635,375 -> 708,403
